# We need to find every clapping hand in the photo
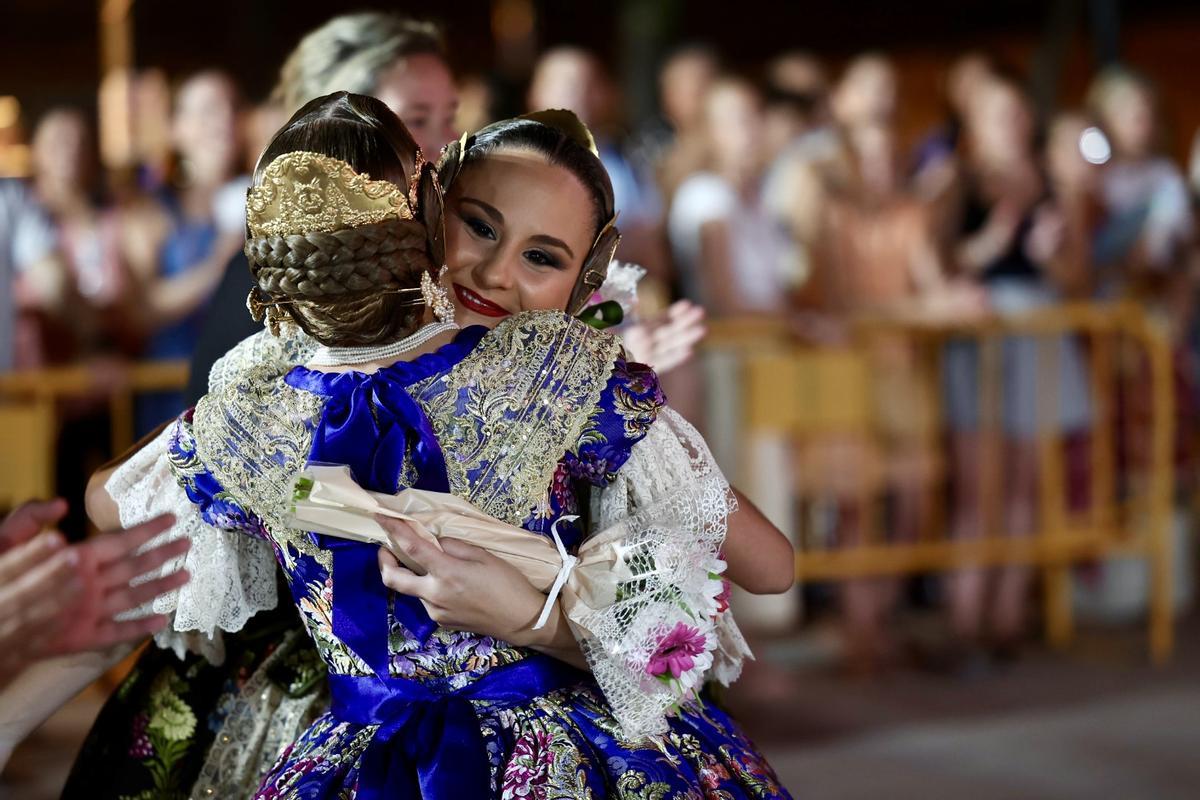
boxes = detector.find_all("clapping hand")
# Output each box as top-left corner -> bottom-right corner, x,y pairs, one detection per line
0,500 -> 190,683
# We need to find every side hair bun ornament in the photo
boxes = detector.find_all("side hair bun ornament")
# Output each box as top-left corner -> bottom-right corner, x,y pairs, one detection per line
518,109 -> 600,157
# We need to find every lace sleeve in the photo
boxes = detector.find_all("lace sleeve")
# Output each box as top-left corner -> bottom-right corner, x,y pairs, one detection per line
207,327 -> 317,394
579,407 -> 752,739
106,423 -> 279,664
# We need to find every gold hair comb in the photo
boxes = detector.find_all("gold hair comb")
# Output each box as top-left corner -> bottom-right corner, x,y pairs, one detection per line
246,151 -> 413,238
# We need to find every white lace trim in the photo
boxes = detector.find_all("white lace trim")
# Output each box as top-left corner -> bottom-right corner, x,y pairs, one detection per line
106,424 -> 278,664
584,407 -> 752,738
207,327 -> 317,395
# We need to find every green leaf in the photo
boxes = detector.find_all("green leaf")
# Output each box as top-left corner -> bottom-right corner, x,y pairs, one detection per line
576,300 -> 624,330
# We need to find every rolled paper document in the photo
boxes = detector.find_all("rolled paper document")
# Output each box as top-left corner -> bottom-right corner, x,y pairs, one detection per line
288,464 -> 623,633
287,463 -> 740,739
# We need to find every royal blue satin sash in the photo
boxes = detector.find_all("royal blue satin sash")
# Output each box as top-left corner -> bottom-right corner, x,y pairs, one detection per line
281,329 -> 590,799
329,657 -> 587,800
284,328 -> 486,654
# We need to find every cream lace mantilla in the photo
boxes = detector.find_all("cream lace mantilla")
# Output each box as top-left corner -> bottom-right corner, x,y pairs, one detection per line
587,408 -> 752,736
106,425 -> 280,663
410,311 -> 622,525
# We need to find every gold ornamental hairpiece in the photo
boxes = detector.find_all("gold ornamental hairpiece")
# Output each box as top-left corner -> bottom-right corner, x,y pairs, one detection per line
518,109 -> 600,157
246,151 -> 413,238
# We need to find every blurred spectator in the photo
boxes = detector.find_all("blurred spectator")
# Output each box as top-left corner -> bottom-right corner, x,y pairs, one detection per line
762,50 -> 831,164
25,109 -> 144,538
940,74 -> 1092,666
186,14 -> 460,405
122,70 -> 246,433
26,109 -> 137,363
787,55 -> 970,329
529,47 -> 665,274
652,44 -> 721,205
911,52 -> 994,203
668,77 -> 787,315
1088,68 -> 1198,492
1,177 -> 60,373
1088,67 -> 1195,339
759,51 -> 836,296
779,55 -> 974,671
274,14 -> 456,157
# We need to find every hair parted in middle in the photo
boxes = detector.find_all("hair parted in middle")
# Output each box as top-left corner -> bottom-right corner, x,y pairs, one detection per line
435,111 -> 621,315
245,91 -> 442,347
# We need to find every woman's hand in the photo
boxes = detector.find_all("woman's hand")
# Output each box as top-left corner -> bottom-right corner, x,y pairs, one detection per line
622,300 -> 707,374
376,516 -> 589,669
376,516 -> 547,646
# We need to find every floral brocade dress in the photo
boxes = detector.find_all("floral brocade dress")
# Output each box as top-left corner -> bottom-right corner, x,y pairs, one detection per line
103,311 -> 790,800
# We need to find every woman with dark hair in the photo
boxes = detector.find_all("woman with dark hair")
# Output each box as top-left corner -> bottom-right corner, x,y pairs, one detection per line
55,99 -> 790,797
58,89 -> 445,799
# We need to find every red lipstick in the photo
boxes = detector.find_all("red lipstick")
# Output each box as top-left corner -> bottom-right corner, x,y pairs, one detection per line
453,283 -> 511,318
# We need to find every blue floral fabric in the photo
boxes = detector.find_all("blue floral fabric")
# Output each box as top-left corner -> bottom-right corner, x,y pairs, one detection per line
167,324 -> 790,800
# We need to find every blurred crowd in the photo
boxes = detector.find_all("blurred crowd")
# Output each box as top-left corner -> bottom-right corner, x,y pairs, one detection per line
3,37 -> 1197,383
2,15 -> 1198,672
3,36 -> 1198,387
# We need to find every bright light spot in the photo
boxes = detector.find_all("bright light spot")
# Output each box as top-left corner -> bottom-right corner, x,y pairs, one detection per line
1079,127 -> 1111,165
0,97 -> 19,129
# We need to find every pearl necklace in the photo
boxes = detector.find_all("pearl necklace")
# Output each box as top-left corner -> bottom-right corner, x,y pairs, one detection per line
308,321 -> 460,367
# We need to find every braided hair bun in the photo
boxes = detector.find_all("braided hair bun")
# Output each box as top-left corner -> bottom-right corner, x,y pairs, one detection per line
246,92 -> 441,347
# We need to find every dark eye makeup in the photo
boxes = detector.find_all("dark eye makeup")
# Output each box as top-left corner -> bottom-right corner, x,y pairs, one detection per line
463,214 -> 497,240
523,249 -> 561,268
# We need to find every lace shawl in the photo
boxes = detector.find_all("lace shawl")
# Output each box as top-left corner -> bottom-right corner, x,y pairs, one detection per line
106,425 -> 279,663
583,407 -> 751,737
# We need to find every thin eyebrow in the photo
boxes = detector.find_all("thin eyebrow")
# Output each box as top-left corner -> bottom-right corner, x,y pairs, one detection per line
460,196 -> 503,224
529,234 -> 575,259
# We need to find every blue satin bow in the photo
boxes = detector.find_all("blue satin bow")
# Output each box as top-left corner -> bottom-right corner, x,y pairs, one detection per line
307,366 -> 450,647
282,329 -> 589,799
284,331 -> 484,652
330,658 -> 586,799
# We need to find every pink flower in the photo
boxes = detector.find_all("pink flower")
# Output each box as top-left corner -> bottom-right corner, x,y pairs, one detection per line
647,623 -> 707,679
715,579 -> 732,614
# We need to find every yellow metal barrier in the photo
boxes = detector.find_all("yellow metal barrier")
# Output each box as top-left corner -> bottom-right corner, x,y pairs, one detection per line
721,303 -> 1175,663
0,359 -> 190,509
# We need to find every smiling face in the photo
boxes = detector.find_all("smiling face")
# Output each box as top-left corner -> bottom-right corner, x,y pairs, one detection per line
443,148 -> 597,328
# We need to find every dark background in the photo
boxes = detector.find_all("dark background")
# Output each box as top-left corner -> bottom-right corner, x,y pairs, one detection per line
3,0 -> 1199,157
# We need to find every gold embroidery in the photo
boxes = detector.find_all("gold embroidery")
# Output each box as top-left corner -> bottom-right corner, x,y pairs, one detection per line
411,311 -> 621,525
246,151 -> 413,238
194,364 -> 327,568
